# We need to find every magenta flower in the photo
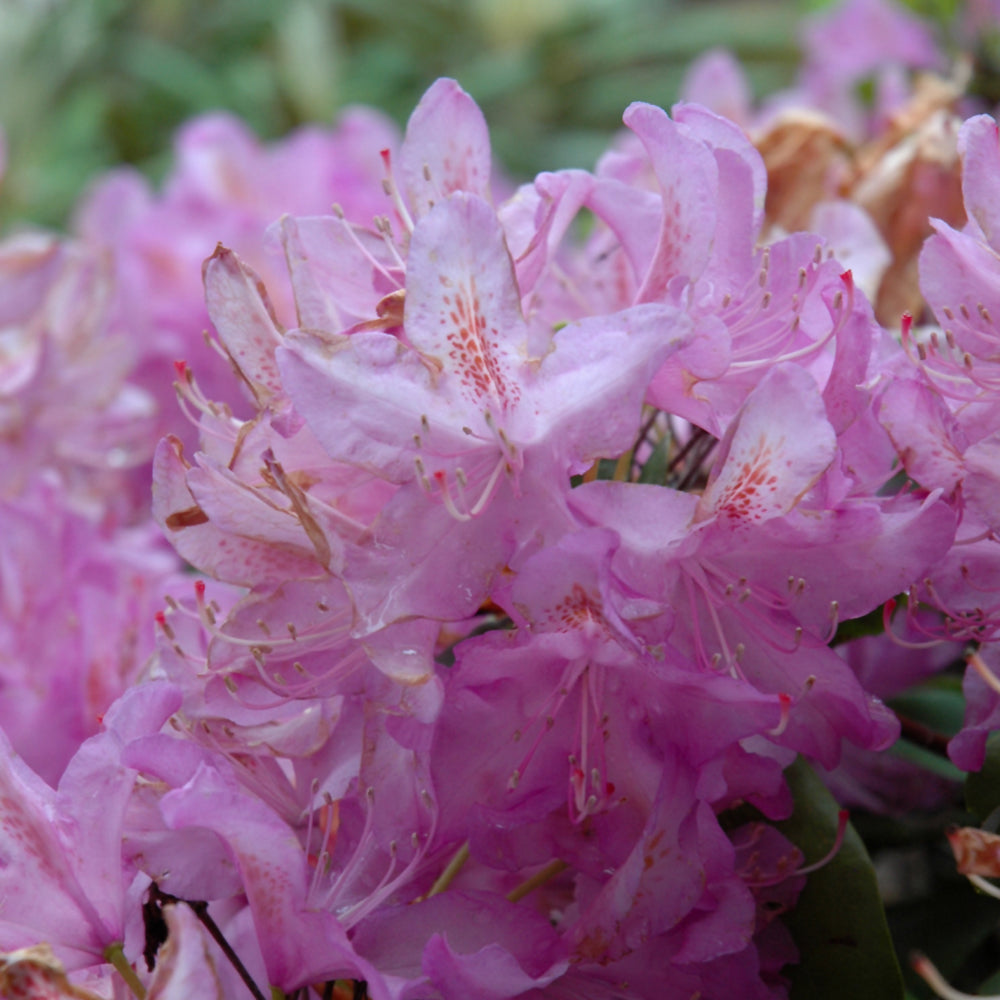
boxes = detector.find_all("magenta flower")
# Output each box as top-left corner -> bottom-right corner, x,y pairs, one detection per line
0,479 -> 184,783
0,682 -> 180,972
74,106 -> 400,497
0,233 -> 156,514
279,190 -> 692,627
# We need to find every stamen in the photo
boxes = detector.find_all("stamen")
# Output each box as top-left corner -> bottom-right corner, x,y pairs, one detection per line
379,149 -> 415,234
767,693 -> 792,736
822,600 -> 840,644
912,951 -> 1000,1000
968,649 -> 1000,696
154,611 -> 175,642
968,873 -> 1000,900
744,809 -> 849,886
506,860 -> 570,903
425,841 -> 471,898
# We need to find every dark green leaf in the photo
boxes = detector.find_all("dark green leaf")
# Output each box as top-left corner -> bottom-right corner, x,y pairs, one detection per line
965,731 -> 1000,823
778,757 -> 904,1000
890,677 -> 965,738
637,431 -> 670,486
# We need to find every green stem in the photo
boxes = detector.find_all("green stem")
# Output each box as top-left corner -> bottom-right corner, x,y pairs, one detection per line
426,841 -> 470,898
104,942 -> 146,1000
506,859 -> 569,903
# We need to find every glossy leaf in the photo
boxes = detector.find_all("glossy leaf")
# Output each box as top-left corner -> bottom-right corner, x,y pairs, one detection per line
778,757 -> 904,1000
965,731 -> 1000,822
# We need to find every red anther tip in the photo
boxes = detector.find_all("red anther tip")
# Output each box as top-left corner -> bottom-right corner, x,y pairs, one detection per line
778,692 -> 792,706
194,579 -> 206,597
839,269 -> 854,287
154,610 -> 167,626
173,360 -> 187,376
380,148 -> 391,164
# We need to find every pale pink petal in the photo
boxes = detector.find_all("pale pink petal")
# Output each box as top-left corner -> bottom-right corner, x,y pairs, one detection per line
696,365 -> 836,525
680,49 -> 753,127
278,214 -> 402,331
153,436 -> 322,585
398,79 -> 492,217
959,115 -> 1000,253
622,102 -> 719,301
147,904 -> 226,1000
203,246 -> 285,407
404,193 -> 525,413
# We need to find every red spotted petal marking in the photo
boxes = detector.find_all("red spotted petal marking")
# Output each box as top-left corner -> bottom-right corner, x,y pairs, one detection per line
439,273 -> 519,409
714,433 -> 782,522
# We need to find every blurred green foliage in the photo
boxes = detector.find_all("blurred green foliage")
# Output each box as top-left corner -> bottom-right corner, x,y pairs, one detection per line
0,0 -> 815,230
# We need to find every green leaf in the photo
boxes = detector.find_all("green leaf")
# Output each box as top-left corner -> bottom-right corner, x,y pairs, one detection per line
890,678 -> 965,738
890,739 -> 964,783
637,431 -> 669,486
778,757 -> 904,1000
965,731 -> 1000,823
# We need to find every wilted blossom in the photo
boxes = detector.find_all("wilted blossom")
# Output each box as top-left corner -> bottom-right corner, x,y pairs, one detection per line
681,0 -> 966,325
7,7 -> 1000,999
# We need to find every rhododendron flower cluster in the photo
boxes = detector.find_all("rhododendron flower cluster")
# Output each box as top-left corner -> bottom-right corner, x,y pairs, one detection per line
8,1 -> 1000,997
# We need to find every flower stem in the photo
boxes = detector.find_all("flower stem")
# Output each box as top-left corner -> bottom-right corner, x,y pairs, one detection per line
186,899 -> 269,1000
426,840 -> 470,898
506,859 -> 569,903
104,942 -> 146,1000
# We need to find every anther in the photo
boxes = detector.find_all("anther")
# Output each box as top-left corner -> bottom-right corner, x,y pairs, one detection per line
768,693 -> 793,737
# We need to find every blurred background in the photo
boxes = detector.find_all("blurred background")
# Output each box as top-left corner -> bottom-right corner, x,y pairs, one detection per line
0,0 -> 969,231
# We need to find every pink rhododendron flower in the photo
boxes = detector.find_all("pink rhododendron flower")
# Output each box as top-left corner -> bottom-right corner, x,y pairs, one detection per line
73,107 -> 400,507
0,479 -> 184,783
11,26 -> 1000,994
0,233 -> 157,515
